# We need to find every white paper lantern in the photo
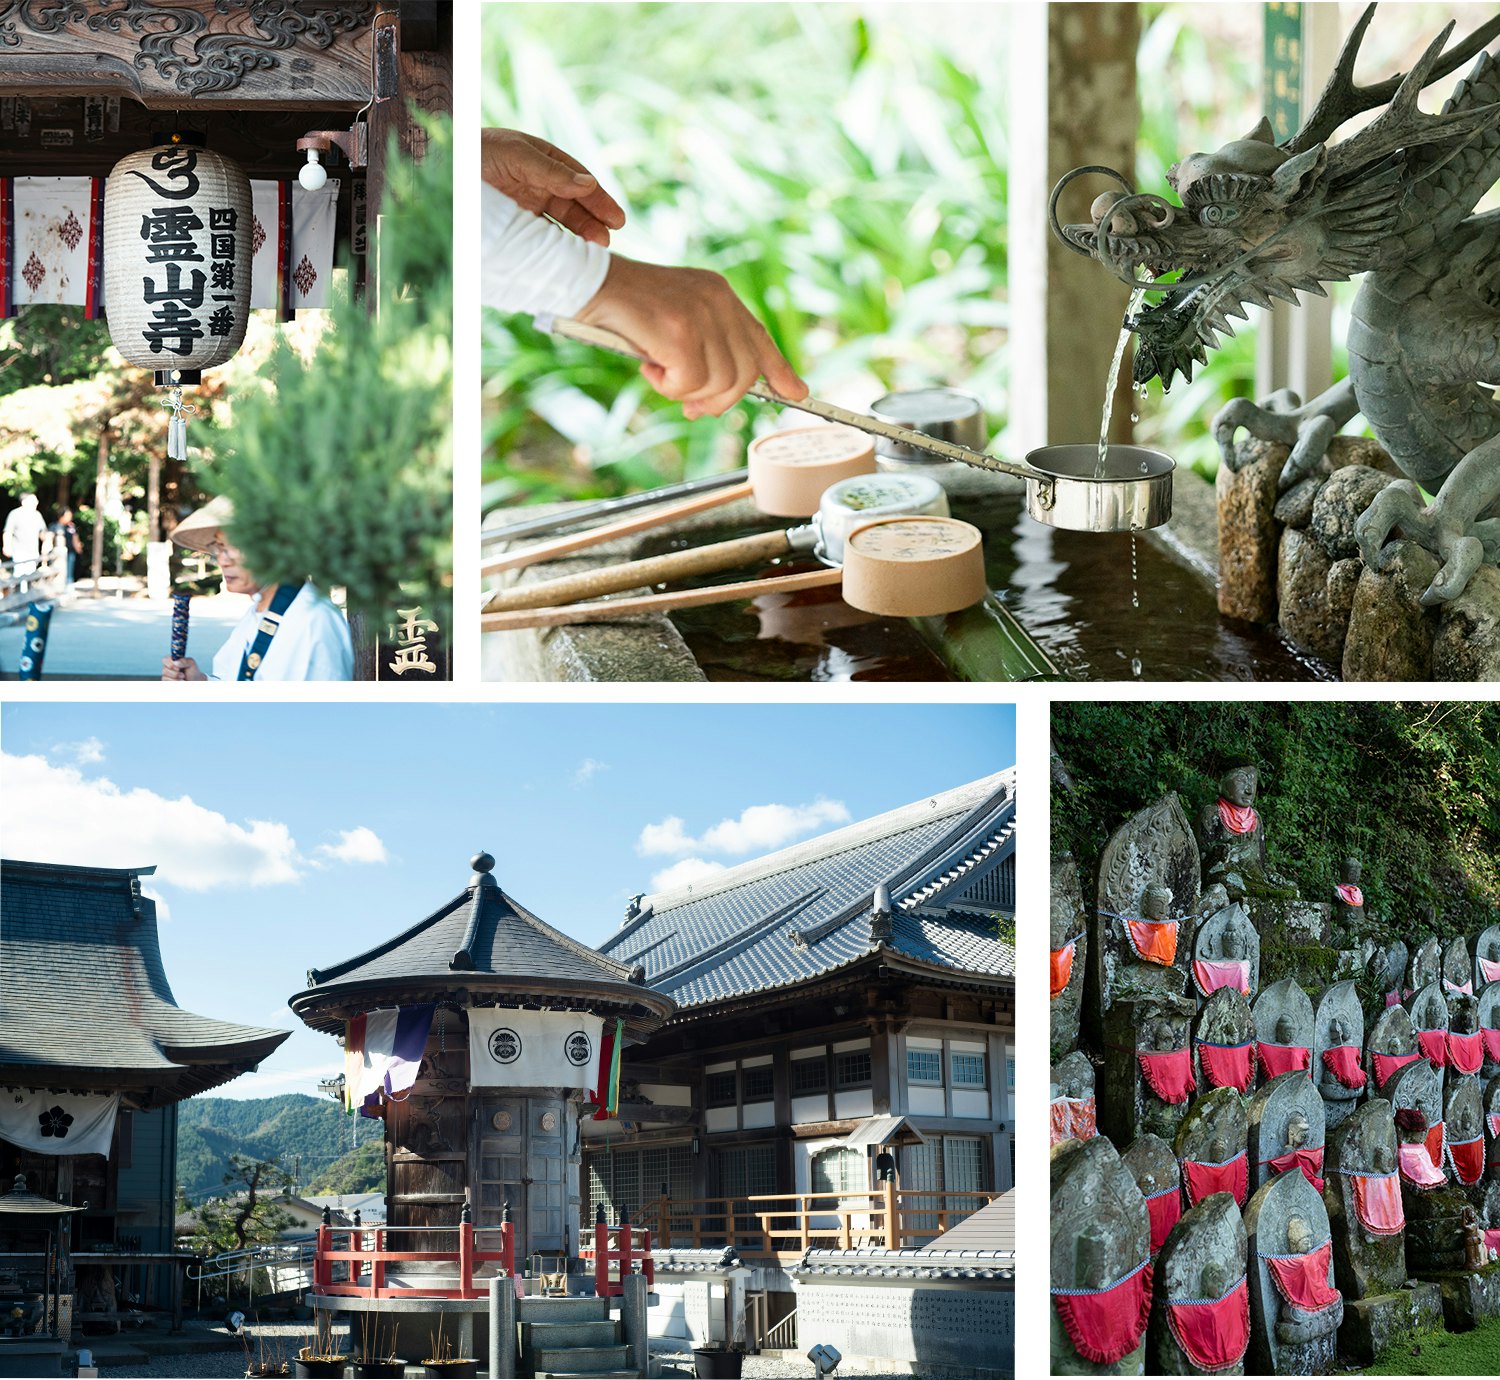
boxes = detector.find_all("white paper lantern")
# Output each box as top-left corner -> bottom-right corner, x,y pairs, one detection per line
104,134 -> 253,385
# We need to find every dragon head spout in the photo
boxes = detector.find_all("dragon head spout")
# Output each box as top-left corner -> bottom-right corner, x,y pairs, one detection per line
1049,5 -> 1500,389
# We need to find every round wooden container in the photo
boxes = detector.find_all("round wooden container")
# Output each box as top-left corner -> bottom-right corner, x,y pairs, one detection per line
840,516 -> 987,617
747,424 -> 878,517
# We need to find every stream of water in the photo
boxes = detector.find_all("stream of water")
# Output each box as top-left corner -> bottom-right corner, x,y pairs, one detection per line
1096,288 -> 1148,477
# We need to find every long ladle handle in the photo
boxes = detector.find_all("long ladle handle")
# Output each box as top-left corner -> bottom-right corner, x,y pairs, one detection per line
483,529 -> 795,613
536,314 -> 1035,482
480,479 -> 754,576
481,567 -> 843,633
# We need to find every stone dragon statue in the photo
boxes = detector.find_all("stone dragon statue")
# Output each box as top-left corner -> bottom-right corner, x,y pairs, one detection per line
1051,6 -> 1500,606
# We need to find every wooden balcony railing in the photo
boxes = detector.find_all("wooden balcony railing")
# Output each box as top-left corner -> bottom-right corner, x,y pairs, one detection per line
612,1185 -> 996,1263
312,1210 -> 515,1300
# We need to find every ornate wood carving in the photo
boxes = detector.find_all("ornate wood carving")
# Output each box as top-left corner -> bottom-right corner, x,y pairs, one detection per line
0,1 -> 376,108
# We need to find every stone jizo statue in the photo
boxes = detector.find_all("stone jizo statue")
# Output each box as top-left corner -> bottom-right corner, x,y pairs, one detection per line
1197,766 -> 1267,900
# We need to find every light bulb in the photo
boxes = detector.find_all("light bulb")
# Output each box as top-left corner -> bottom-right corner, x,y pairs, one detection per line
298,149 -> 328,192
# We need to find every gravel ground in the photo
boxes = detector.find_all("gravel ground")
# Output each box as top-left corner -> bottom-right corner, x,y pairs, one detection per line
80,1323 -> 917,1379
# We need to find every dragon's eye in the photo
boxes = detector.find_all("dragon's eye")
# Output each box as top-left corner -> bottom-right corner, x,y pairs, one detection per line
1198,204 -> 1241,228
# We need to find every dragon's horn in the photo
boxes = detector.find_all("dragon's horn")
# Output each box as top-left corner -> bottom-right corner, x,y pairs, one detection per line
1285,5 -> 1500,155
1325,22 -> 1500,173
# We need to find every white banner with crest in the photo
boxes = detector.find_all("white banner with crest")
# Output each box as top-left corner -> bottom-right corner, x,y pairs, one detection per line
0,1090 -> 119,1157
468,1010 -> 602,1090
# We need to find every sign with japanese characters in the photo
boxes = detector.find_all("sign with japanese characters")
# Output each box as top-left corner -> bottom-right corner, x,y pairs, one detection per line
102,138 -> 252,375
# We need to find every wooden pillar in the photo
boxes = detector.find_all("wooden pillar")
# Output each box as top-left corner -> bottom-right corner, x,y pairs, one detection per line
147,452 -> 161,544
1008,2 -> 1140,450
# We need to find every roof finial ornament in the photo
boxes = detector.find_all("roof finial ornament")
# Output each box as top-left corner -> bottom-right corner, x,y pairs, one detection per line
469,851 -> 497,890
870,883 -> 894,943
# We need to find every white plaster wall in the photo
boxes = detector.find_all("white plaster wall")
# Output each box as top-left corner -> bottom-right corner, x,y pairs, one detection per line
908,1086 -> 945,1116
639,1082 -> 692,1106
834,1090 -> 874,1119
742,1101 -> 776,1129
791,1095 -> 827,1124
953,1090 -> 991,1119
705,1107 -> 737,1133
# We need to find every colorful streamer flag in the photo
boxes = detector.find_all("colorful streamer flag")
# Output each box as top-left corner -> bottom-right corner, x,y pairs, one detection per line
592,1017 -> 625,1120
0,1090 -> 119,1157
344,1005 -> 435,1117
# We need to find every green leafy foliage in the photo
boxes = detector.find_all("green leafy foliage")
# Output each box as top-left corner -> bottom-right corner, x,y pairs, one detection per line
1053,703 -> 1500,939
481,4 -> 1010,507
208,117 -> 452,627
188,1154 -> 296,1254
178,1094 -> 360,1205
308,1138 -> 386,1196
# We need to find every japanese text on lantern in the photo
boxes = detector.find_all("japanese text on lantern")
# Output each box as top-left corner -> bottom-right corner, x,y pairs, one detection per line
133,146 -> 205,357
208,207 -> 238,338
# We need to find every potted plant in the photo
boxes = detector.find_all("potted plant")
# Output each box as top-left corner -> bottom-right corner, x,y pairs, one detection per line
244,1326 -> 289,1377
294,1315 -> 350,1378
422,1317 -> 477,1379
353,1311 -> 405,1379
692,1341 -> 745,1379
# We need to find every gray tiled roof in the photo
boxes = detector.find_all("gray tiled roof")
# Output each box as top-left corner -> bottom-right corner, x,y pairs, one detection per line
0,859 -> 289,1103
601,771 -> 1015,1009
304,868 -> 639,991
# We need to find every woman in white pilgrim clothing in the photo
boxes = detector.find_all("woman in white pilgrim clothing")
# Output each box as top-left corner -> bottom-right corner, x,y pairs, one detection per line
481,129 -> 807,418
161,496 -> 353,682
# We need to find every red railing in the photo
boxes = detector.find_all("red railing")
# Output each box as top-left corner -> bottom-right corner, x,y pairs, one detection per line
312,1215 -> 515,1300
580,1208 -> 654,1296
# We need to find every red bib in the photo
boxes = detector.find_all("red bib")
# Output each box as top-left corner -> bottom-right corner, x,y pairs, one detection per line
1051,1260 -> 1153,1367
1489,1113 -> 1500,1139
1051,941 -> 1076,998
1399,1141 -> 1445,1188
1123,915 -> 1178,967
1448,1029 -> 1483,1074
1426,1122 -> 1445,1168
1480,957 -> 1500,985
1321,1044 -> 1366,1091
1486,1227 -> 1500,1256
1050,1097 -> 1070,1146
1183,1150 -> 1248,1208
1259,1240 -> 1340,1314
1444,978 -> 1474,998
1484,1029 -> 1500,1064
1417,1028 -> 1447,1069
1346,1171 -> 1404,1235
1198,1040 -> 1256,1094
1139,1048 -> 1195,1104
1145,1185 -> 1182,1256
1193,958 -> 1251,998
1447,1133 -> 1485,1185
1385,989 -> 1402,1008
1163,1275 -> 1249,1373
1372,1050 -> 1418,1088
1258,1042 -> 1310,1079
1262,1145 -> 1325,1194
1217,799 -> 1259,835
1334,883 -> 1363,908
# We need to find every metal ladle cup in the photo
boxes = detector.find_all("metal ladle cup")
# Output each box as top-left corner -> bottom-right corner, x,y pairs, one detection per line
530,316 -> 1176,533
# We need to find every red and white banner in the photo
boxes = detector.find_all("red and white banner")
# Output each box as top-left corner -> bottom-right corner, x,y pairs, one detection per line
1,176 -> 337,318
0,1089 -> 119,1157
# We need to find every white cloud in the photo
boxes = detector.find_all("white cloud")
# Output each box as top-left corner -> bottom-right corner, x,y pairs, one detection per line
637,798 -> 851,858
217,1063 -> 345,1099
140,887 -> 172,922
649,858 -> 728,893
314,827 -> 388,866
0,752 -> 368,892
54,737 -> 105,766
574,757 -> 608,786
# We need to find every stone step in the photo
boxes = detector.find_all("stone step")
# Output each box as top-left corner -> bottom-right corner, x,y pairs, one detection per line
534,1372 -> 641,1379
521,1318 -> 620,1350
531,1342 -> 633,1374
517,1295 -> 611,1323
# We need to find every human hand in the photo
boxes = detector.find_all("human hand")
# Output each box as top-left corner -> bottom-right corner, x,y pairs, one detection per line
481,128 -> 626,247
161,656 -> 207,681
575,256 -> 808,418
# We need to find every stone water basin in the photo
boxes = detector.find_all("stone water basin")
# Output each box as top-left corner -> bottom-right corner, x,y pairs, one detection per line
482,469 -> 1329,682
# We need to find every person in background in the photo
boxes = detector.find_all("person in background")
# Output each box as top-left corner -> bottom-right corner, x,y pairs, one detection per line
2,493 -> 47,583
48,508 -> 83,587
160,496 -> 353,682
481,128 -> 807,419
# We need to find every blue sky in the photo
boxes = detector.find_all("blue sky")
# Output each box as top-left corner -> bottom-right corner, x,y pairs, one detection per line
2,702 -> 1014,1104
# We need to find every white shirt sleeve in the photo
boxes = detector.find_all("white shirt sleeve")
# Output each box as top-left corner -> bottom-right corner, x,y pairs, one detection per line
480,182 -> 612,318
